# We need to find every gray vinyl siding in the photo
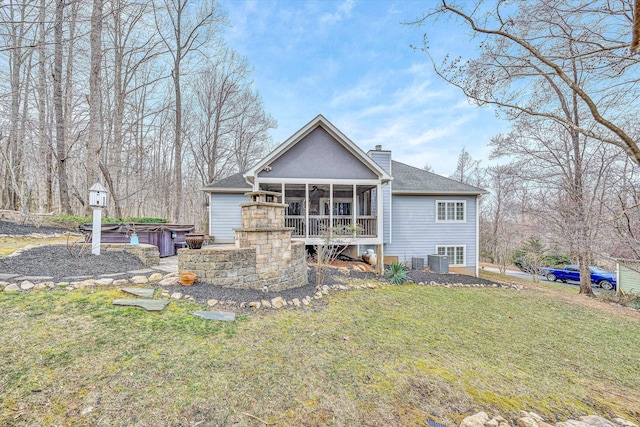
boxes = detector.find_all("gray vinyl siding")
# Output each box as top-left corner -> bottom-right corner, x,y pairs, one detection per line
368,150 -> 392,244
258,127 -> 378,180
618,263 -> 640,294
385,195 -> 477,270
209,193 -> 247,243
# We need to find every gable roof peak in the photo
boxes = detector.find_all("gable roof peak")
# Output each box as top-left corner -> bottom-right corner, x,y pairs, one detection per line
244,114 -> 391,183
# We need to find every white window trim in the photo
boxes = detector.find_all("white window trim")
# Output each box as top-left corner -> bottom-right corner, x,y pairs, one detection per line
435,200 -> 467,223
435,245 -> 467,267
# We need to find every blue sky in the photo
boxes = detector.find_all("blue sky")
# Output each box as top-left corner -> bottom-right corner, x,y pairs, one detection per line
218,0 -> 508,176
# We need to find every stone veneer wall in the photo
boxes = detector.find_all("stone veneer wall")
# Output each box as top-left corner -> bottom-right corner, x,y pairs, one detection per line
178,241 -> 306,291
178,191 -> 307,291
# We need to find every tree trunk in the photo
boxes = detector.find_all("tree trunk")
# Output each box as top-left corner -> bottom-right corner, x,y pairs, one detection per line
87,0 -> 104,214
38,0 -> 53,212
54,0 -> 71,214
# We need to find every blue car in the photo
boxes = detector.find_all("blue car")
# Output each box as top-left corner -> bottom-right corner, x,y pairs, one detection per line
540,264 -> 617,290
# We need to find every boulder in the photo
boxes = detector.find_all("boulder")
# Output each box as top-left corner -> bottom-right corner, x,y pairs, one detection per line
148,273 -> 163,282
20,281 -> 35,290
4,284 -> 20,292
460,412 -> 489,427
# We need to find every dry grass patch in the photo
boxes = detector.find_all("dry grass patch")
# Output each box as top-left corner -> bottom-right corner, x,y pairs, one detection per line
1,279 -> 639,426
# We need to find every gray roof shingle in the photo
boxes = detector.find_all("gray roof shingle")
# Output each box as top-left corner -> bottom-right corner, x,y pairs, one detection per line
201,172 -> 250,192
391,160 -> 485,194
202,160 -> 486,195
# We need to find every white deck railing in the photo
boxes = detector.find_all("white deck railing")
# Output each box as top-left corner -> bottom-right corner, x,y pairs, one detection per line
285,215 -> 377,238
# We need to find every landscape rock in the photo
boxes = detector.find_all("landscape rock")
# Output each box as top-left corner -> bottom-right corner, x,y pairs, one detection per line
113,279 -> 129,286
271,296 -> 285,308
95,278 -> 114,286
159,276 -> 180,286
292,298 -> 301,307
261,299 -> 272,309
33,283 -> 47,290
578,417 -> 617,427
130,275 -> 148,284
4,284 -> 20,291
20,280 -> 35,290
75,279 -> 96,289
249,301 -> 261,309
170,292 -> 183,299
460,412 -> 489,427
148,273 -> 163,282
613,419 -> 638,427
517,417 -> 539,427
314,291 -> 323,299
556,421 -> 589,427
207,299 -> 219,307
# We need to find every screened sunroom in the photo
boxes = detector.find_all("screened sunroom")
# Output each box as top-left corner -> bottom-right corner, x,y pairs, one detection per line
257,182 -> 380,243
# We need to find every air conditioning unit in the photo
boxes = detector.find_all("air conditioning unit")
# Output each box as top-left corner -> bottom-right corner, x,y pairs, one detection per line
411,257 -> 425,270
428,255 -> 449,273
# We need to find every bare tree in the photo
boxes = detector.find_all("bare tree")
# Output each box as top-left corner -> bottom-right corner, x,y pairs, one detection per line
449,147 -> 482,186
53,0 -> 71,213
87,0 -> 103,212
414,0 -> 640,295
481,163 -> 520,269
153,0 -> 225,222
412,0 -> 640,165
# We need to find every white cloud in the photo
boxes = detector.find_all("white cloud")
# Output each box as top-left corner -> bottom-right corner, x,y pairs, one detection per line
320,0 -> 355,24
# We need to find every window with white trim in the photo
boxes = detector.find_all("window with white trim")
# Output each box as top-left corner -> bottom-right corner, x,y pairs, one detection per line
436,246 -> 465,266
436,200 -> 466,222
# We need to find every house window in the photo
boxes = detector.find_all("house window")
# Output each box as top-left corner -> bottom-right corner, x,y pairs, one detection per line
436,245 -> 465,266
436,201 -> 466,222
333,201 -> 351,216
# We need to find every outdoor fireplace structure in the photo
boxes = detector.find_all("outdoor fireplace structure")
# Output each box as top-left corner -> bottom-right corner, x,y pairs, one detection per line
178,191 -> 307,291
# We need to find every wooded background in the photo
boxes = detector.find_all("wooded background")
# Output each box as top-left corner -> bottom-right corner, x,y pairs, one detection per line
2,0 -> 640,295
0,0 -> 275,229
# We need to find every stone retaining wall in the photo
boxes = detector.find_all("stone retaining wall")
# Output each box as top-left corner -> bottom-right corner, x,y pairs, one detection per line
178,191 -> 307,291
178,241 -> 306,291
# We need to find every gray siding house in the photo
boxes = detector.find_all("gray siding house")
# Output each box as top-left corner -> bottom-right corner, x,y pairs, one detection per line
202,115 -> 485,276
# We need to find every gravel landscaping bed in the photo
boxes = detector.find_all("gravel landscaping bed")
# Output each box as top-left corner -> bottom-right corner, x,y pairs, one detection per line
0,245 -> 147,282
0,219 -> 71,236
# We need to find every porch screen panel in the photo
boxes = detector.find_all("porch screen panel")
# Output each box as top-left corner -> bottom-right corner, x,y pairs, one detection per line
332,185 -> 354,235
309,184 -> 330,237
356,185 -> 377,237
285,184 -> 305,236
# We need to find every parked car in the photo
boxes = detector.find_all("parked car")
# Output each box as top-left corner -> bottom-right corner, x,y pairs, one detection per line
540,264 -> 616,290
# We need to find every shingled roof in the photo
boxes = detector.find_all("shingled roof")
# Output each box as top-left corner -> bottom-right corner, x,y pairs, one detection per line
202,160 -> 486,196
391,160 -> 486,195
201,171 -> 250,192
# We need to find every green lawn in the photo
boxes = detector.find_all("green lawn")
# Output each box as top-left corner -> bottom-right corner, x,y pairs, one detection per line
1,278 -> 639,426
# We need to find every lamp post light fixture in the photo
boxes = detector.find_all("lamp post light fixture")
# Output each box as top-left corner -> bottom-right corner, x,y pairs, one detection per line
89,183 -> 108,255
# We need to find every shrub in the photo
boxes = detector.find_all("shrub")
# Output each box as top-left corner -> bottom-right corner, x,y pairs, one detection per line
385,262 -> 409,285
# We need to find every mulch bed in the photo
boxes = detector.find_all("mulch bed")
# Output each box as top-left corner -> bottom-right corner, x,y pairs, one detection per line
0,245 -> 147,282
0,219 -> 71,236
